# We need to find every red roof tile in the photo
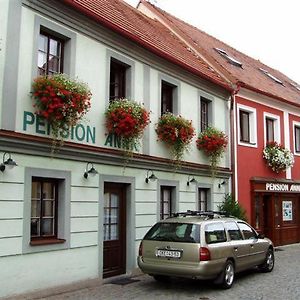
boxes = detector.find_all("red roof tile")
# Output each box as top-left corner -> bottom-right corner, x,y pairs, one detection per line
62,0 -> 232,91
140,0 -> 300,106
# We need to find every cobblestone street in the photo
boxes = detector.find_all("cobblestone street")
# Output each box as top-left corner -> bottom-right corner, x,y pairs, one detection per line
7,243 -> 300,300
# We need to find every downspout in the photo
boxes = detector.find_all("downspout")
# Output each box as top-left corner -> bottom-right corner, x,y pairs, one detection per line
230,84 -> 240,200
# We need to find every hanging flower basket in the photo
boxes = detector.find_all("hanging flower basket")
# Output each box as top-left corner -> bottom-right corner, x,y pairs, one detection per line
105,98 -> 150,152
31,73 -> 92,142
263,141 -> 294,173
196,126 -> 228,175
156,112 -> 195,163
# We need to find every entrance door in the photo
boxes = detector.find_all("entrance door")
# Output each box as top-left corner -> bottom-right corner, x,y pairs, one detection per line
103,183 -> 126,278
280,196 -> 299,245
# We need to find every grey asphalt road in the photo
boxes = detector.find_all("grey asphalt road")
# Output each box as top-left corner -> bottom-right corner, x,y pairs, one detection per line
8,243 -> 300,300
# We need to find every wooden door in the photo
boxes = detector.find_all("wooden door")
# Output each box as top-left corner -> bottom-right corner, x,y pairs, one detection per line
280,196 -> 299,245
103,183 -> 126,278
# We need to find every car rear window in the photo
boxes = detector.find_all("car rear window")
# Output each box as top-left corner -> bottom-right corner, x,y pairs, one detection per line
205,222 -> 227,244
144,222 -> 200,243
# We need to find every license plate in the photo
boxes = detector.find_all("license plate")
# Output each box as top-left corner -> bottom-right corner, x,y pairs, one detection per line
156,249 -> 182,258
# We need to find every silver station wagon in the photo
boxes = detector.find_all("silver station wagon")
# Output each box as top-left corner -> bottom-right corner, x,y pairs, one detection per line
137,211 -> 274,289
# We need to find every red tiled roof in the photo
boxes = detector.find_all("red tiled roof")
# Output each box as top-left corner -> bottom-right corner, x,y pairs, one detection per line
61,0 -> 232,91
140,0 -> 300,106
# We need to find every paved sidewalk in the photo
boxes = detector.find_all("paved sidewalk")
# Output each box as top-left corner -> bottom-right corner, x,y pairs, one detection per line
4,244 -> 300,300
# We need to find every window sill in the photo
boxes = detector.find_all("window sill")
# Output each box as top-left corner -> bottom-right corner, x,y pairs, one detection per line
30,238 -> 65,246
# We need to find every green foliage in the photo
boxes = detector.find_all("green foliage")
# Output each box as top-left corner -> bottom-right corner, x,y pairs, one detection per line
218,194 -> 247,221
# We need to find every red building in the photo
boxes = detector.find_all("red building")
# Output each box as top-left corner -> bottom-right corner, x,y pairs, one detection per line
138,0 -> 300,245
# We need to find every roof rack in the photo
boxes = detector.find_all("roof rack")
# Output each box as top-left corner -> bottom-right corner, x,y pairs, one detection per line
170,210 -> 230,219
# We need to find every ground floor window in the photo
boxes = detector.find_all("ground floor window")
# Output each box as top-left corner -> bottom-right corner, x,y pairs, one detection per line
23,168 -> 70,253
198,188 -> 209,211
31,178 -> 58,239
160,186 -> 173,220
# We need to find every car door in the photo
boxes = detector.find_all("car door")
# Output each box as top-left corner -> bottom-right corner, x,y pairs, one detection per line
224,221 -> 251,272
237,222 -> 266,266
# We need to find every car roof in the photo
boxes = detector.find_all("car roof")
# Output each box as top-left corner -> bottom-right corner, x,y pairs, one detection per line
160,214 -> 240,225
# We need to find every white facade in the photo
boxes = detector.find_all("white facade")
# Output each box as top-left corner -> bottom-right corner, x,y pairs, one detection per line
0,0 -> 231,297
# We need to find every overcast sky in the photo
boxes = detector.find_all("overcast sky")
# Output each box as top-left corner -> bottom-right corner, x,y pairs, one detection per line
124,0 -> 300,84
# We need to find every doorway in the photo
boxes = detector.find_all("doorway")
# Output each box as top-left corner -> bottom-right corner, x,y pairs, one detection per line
103,183 -> 127,278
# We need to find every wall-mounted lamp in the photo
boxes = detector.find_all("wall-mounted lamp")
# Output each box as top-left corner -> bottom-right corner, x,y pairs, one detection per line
83,162 -> 98,179
0,152 -> 18,172
145,170 -> 158,183
218,179 -> 226,188
187,175 -> 197,186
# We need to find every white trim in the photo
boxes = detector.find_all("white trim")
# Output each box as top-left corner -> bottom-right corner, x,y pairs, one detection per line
263,112 -> 281,145
237,103 -> 257,148
293,120 -> 300,157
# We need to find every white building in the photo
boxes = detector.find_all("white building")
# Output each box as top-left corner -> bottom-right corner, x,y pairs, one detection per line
0,0 -> 232,297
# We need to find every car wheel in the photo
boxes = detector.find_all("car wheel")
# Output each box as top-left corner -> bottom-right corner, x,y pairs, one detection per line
153,275 -> 170,282
259,249 -> 274,272
215,260 -> 235,289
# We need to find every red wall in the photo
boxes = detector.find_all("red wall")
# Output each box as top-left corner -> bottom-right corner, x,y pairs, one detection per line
289,114 -> 300,178
236,96 -> 287,221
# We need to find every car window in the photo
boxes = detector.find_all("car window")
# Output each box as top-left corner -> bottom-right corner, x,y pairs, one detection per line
144,222 -> 200,243
238,222 -> 257,240
225,221 -> 243,240
205,222 -> 227,244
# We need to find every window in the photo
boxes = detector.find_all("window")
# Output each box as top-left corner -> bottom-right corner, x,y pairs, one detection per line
225,221 -> 243,240
31,178 -> 59,240
23,168 -> 70,253
290,82 -> 300,91
214,47 -> 243,68
237,104 -> 257,147
238,222 -> 257,240
198,188 -> 208,211
160,186 -> 173,220
144,222 -> 200,243
240,110 -> 250,143
295,125 -> 300,153
38,31 -> 64,75
161,81 -> 174,115
259,68 -> 283,85
205,223 -> 227,244
109,59 -> 127,101
200,97 -> 211,131
264,113 -> 280,145
266,117 -> 275,143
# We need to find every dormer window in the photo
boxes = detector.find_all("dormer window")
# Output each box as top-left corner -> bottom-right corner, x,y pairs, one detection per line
259,68 -> 284,85
290,82 -> 300,91
214,47 -> 243,68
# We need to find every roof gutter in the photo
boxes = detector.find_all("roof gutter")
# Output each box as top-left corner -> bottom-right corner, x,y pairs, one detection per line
239,82 -> 300,109
229,83 -> 241,200
62,0 -> 233,92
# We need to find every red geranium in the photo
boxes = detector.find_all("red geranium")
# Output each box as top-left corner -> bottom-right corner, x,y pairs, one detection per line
105,98 -> 150,151
156,112 -> 195,162
196,126 -> 228,175
31,74 -> 91,140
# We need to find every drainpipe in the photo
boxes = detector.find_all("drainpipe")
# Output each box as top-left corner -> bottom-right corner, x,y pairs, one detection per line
230,84 -> 241,200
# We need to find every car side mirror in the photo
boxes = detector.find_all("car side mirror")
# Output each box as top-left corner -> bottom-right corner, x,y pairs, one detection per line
257,233 -> 265,239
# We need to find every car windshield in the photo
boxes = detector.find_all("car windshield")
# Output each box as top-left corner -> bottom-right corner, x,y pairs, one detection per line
144,222 -> 200,243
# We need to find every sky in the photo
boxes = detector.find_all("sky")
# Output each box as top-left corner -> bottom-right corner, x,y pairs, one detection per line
124,0 -> 300,84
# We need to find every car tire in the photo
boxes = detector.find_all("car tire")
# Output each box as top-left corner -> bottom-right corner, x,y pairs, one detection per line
215,260 -> 235,289
153,275 -> 170,282
259,248 -> 274,272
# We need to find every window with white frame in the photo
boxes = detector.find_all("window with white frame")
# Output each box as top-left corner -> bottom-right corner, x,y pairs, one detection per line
293,122 -> 300,154
33,16 -> 76,78
237,104 -> 257,147
263,112 -> 280,145
38,31 -> 64,75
